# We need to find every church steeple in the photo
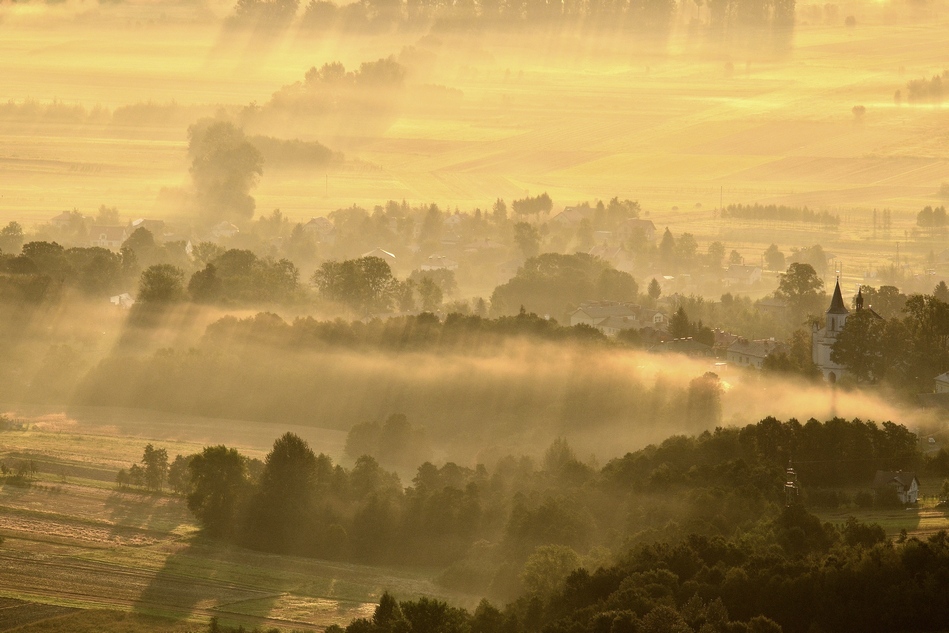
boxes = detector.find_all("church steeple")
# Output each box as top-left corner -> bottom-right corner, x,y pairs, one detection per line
827,279 -> 849,315
855,286 -> 864,311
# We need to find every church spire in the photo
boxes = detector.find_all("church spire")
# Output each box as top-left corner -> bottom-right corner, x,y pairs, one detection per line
855,286 -> 864,311
827,279 -> 848,315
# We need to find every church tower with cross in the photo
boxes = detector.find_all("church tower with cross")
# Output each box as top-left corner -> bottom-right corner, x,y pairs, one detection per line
811,279 -> 852,383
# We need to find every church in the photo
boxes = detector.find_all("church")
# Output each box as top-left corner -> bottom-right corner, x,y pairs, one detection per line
811,280 -> 872,382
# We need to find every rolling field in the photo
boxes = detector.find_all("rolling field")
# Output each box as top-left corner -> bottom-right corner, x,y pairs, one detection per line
0,3 -> 947,230
0,417 -> 469,632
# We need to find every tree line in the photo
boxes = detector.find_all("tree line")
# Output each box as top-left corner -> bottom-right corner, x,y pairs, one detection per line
722,203 -> 840,228
158,416 -> 929,603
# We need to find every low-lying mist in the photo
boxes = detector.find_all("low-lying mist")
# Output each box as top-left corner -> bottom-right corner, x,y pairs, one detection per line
65,308 -> 943,467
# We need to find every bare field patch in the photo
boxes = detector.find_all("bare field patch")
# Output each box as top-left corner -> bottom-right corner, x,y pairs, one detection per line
217,593 -> 375,626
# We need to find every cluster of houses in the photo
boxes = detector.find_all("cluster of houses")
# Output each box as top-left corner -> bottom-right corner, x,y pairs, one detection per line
566,298 -> 788,367
81,218 -> 241,248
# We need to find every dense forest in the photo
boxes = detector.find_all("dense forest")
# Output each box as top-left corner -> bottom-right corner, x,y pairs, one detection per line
314,512 -> 949,633
133,415 -> 940,608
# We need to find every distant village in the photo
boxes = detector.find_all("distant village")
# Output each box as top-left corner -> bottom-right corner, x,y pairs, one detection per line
26,199 -> 949,399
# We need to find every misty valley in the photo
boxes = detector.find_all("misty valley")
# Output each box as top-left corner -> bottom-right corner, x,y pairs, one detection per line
2,0 -> 949,631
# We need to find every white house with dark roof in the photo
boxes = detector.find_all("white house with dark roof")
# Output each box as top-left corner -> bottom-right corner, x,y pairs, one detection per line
872,471 -> 919,504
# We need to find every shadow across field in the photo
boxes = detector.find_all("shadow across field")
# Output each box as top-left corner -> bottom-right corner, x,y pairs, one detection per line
104,490 -> 190,536
131,539 -> 280,626
130,537 -> 381,630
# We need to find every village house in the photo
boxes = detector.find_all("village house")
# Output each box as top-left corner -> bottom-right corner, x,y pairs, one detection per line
88,225 -> 128,250
361,248 -> 397,264
129,218 -> 166,237
935,372 -> 949,393
723,265 -> 762,287
595,315 -> 642,337
302,217 -> 336,244
727,338 -> 786,369
109,292 -> 135,308
49,210 -> 79,229
588,244 -> 624,262
209,221 -> 240,241
549,206 -> 593,229
568,301 -> 639,327
872,470 -> 920,504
